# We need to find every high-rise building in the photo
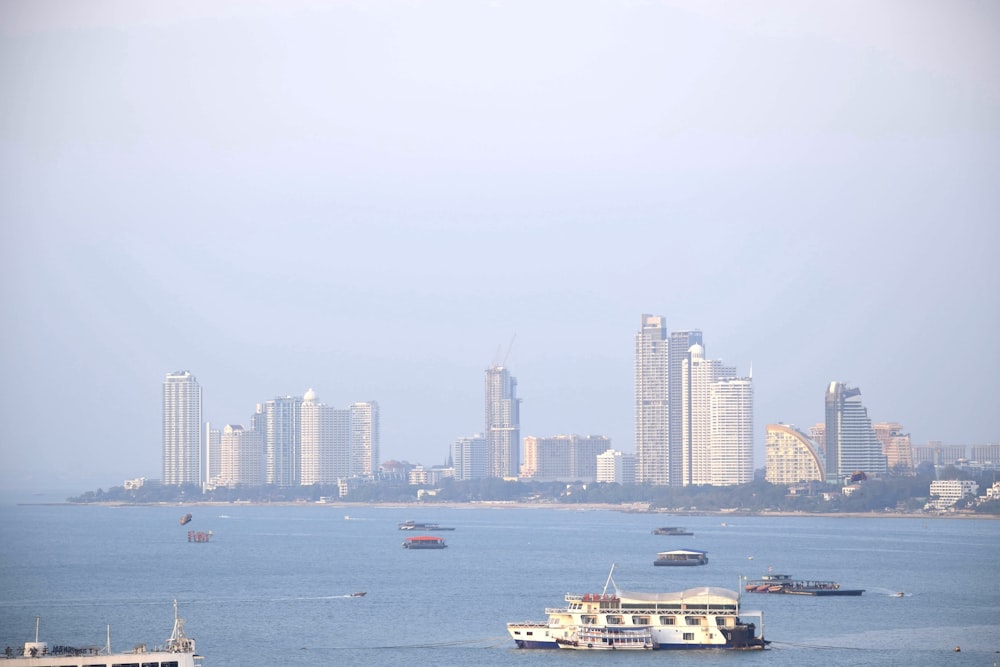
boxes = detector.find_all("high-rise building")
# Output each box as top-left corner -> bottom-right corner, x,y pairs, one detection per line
873,422 -> 914,473
485,364 -> 520,478
681,344 -> 735,485
668,330 -> 702,485
220,424 -> 264,487
635,314 -> 670,485
261,396 -> 302,487
453,434 -> 488,481
824,382 -> 888,483
520,435 -> 611,482
350,401 -> 380,477
971,444 -> 1000,465
204,423 -> 221,488
596,449 -> 636,484
709,377 -> 754,485
162,371 -> 203,486
809,423 -> 826,459
765,424 -> 824,484
300,389 -> 351,485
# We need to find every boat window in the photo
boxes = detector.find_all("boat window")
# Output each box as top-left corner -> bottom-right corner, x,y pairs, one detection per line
685,616 -> 704,626
659,616 -> 675,625
606,616 -> 623,625
632,616 -> 650,625
683,632 -> 695,641
141,663 -> 160,667
582,615 -> 597,625
112,663 -> 141,667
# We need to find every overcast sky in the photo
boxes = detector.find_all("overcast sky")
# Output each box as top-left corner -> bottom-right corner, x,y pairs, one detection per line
1,0 -> 997,494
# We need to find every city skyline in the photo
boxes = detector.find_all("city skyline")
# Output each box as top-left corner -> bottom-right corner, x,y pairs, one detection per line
3,2 -> 997,493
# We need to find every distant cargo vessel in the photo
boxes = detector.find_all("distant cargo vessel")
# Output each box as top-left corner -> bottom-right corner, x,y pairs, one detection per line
402,535 -> 448,549
398,521 -> 455,531
744,573 -> 864,596
651,526 -> 693,536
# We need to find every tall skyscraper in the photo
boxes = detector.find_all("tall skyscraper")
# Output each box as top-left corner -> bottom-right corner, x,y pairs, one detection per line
668,330 -> 702,485
162,370 -> 203,486
351,401 -> 380,476
709,377 -> 754,485
300,389 -> 351,485
485,363 -> 520,478
681,344 -> 735,485
262,396 -> 302,487
824,382 -> 888,483
635,314 -> 670,485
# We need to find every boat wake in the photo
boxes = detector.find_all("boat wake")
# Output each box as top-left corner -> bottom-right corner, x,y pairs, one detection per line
868,587 -> 910,597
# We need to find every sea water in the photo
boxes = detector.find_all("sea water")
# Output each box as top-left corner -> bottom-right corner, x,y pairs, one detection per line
0,503 -> 997,666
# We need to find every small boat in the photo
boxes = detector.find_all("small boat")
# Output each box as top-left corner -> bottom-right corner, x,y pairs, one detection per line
402,535 -> 448,549
653,549 -> 708,566
2,600 -> 203,666
398,520 -> 455,531
651,526 -> 693,536
179,513 -> 193,525
350,592 -> 367,597
507,564 -> 766,651
743,573 -> 864,596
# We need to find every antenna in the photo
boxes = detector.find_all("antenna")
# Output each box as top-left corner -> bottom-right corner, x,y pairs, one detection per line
34,616 -> 40,643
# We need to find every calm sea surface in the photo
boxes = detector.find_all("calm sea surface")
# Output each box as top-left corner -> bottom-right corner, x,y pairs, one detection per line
0,503 -> 997,666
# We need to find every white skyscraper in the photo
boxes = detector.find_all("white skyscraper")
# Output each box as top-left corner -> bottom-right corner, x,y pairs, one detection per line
163,371 -> 203,486
262,396 -> 302,487
709,377 -> 754,485
300,389 -> 351,485
682,345 -> 735,486
635,314 -> 670,485
351,401 -> 380,477
668,330 -> 702,485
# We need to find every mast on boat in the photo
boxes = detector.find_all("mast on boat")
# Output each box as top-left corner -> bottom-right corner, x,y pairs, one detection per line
601,563 -> 618,596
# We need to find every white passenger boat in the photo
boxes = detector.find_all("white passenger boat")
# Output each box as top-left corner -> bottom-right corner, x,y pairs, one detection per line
507,566 -> 767,651
2,601 -> 204,666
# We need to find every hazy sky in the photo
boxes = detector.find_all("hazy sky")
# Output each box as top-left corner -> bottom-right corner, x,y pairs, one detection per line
2,1 -> 997,493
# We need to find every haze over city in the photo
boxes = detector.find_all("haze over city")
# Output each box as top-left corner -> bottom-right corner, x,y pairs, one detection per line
2,1 -> 997,494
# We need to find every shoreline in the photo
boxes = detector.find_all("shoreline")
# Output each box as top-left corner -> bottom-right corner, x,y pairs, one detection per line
12,500 -> 996,519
